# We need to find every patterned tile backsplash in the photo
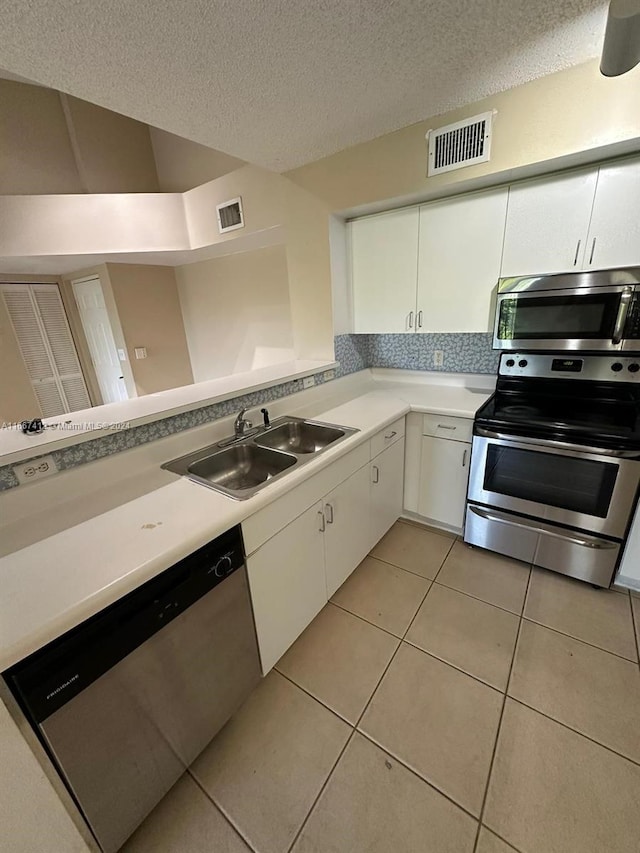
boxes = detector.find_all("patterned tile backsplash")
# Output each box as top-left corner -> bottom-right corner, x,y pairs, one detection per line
335,333 -> 499,376
0,334 -> 496,492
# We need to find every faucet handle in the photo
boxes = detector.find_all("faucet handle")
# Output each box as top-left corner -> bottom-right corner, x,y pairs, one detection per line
261,408 -> 270,428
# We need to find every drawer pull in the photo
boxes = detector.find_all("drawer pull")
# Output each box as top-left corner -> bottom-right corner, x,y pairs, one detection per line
437,424 -> 457,430
325,503 -> 334,524
384,430 -> 398,440
318,510 -> 326,533
462,448 -> 468,467
408,311 -> 414,329
372,465 -> 380,484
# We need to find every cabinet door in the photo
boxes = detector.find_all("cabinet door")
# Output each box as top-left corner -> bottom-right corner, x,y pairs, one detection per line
501,170 -> 598,277
585,159 -> 640,270
418,436 -> 470,530
246,501 -> 327,673
324,465 -> 372,598
350,207 -> 419,333
416,188 -> 508,332
370,437 -> 405,549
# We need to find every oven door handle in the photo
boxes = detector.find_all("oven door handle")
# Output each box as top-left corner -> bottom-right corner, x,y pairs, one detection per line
612,287 -> 633,345
474,426 -> 640,459
467,506 -> 618,550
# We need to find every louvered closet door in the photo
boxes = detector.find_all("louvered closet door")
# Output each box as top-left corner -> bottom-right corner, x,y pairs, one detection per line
1,284 -> 91,417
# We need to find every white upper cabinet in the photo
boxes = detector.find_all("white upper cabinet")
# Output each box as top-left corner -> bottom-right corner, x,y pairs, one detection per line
500,169 -> 598,277
349,207 -> 419,333
585,159 -> 640,270
416,188 -> 508,333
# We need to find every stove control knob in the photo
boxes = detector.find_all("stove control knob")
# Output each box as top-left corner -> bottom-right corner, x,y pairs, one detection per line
629,363 -> 640,373
505,359 -> 515,368
518,359 -> 528,368
611,362 -> 624,372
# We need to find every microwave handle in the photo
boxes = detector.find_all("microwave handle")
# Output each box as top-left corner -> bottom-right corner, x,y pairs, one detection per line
612,287 -> 633,345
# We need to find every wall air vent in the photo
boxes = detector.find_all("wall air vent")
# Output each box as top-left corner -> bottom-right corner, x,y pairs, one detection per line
216,197 -> 244,233
426,111 -> 494,176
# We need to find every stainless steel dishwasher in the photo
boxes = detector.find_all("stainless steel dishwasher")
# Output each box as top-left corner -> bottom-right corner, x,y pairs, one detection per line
4,525 -> 261,852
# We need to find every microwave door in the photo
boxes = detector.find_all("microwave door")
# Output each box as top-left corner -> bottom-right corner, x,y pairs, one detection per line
493,286 -> 631,352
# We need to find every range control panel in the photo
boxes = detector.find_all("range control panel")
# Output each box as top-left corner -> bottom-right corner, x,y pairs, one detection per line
499,353 -> 640,382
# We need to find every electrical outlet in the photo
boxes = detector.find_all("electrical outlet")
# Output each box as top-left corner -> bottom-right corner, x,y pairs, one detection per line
323,369 -> 336,382
13,454 -> 58,485
303,375 -> 315,389
433,350 -> 444,368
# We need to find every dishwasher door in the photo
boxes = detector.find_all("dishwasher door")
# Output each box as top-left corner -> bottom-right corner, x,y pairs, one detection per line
5,528 -> 261,853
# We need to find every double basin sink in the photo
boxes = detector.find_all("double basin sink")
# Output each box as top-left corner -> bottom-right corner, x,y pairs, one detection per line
162,416 -> 359,500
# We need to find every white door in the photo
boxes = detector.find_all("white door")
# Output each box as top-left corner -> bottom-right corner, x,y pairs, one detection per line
370,438 -> 406,549
1,283 -> 91,418
501,169 -> 598,277
584,158 -> 640,270
324,465 -> 372,598
72,277 -> 128,404
246,501 -> 327,673
350,207 -> 419,333
418,436 -> 471,530
416,188 -> 508,333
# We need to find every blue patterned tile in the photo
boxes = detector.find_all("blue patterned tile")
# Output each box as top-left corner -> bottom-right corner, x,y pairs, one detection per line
369,333 -> 498,374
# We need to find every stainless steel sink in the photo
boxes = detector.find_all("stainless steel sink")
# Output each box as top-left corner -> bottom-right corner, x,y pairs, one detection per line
162,415 -> 359,500
254,420 -> 345,454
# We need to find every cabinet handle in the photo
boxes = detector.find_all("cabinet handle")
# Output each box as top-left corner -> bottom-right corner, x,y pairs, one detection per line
417,310 -> 423,329
384,430 -> 397,440
408,311 -> 414,330
372,465 -> 380,484
437,424 -> 456,430
325,503 -> 334,524
462,448 -> 468,467
589,237 -> 597,265
573,239 -> 581,266
318,510 -> 326,533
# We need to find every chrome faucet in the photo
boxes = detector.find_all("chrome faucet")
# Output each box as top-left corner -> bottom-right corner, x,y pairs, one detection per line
234,408 -> 253,438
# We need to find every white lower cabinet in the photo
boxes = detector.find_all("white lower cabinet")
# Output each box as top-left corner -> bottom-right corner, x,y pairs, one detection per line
324,464 -> 372,598
245,423 -> 406,674
370,437 -> 405,548
246,500 -> 327,674
418,434 -> 471,530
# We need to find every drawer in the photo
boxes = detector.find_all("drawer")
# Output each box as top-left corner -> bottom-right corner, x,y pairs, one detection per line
371,417 -> 405,458
422,413 -> 472,443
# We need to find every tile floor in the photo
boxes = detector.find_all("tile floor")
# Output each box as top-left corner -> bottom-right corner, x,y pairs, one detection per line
123,519 -> 640,853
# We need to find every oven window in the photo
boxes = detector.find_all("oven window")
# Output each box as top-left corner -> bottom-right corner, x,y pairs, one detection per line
484,445 -> 618,517
497,294 -> 620,340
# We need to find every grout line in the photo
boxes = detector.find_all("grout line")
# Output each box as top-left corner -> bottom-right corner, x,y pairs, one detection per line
274,667 -> 373,728
478,826 -> 523,853
401,638 -> 506,695
471,565 -> 532,853
521,615 -> 639,664
506,695 -> 640,769
432,578 -> 525,618
355,728 -> 480,823
186,770 -> 259,853
364,551 -> 442,583
324,598 -> 403,640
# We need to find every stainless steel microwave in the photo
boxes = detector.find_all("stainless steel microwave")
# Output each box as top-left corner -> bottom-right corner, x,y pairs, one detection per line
493,268 -> 640,352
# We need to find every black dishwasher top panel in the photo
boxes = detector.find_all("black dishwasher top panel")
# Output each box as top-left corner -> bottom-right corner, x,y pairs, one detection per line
4,525 -> 245,724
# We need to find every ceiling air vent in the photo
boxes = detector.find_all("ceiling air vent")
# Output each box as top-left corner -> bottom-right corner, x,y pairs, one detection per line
426,111 -> 494,177
216,197 -> 244,234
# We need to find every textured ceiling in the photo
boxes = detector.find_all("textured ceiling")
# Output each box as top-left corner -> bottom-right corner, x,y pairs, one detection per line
0,0 -> 608,172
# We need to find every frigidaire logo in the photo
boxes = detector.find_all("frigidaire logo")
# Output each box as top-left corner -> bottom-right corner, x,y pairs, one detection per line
46,673 -> 79,701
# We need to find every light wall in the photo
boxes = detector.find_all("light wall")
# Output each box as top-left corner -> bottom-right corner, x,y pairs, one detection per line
106,264 -> 194,395
0,80 -> 160,195
150,127 -> 245,192
176,245 -> 295,382
287,59 -> 640,213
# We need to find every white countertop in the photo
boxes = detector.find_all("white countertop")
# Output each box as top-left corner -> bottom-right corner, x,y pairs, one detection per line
0,380 -> 490,670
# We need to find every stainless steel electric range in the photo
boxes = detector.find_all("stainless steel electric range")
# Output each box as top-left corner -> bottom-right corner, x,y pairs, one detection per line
464,353 -> 640,587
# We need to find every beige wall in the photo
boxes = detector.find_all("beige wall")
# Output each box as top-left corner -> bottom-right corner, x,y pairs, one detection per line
0,80 -> 159,195
287,59 -> 640,213
0,81 -> 83,195
150,127 -> 245,192
176,245 -> 295,382
62,96 -> 160,193
106,264 -> 194,395
0,292 -> 42,423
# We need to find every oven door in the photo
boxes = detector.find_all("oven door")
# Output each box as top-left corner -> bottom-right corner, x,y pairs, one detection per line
493,284 -> 634,352
467,430 -> 640,538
